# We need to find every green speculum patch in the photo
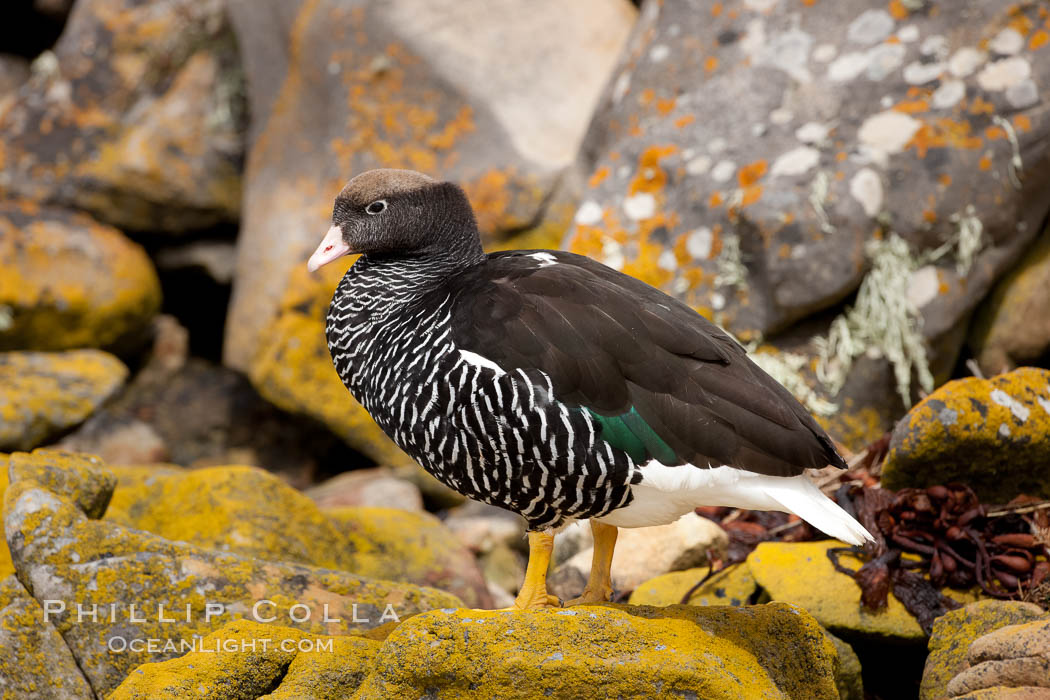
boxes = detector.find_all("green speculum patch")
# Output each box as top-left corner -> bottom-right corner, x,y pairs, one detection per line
585,406 -> 678,465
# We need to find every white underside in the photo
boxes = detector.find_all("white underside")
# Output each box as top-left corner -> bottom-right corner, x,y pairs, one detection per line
594,462 -> 874,546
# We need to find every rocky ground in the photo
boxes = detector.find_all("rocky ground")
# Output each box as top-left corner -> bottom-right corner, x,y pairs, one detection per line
2,0 -> 1050,698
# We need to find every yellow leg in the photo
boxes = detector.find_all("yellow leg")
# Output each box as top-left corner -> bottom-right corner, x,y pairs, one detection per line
513,531 -> 560,610
567,520 -> 618,606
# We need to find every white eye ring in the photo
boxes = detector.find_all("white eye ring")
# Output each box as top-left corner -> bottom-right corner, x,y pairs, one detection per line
365,200 -> 387,215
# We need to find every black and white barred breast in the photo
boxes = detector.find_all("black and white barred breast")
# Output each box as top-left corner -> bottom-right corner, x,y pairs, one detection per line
325,255 -> 637,530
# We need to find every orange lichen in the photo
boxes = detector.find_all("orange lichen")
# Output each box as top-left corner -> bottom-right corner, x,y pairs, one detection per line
895,100 -> 929,114
628,145 -> 678,195
674,115 -> 696,129
969,97 -> 996,115
704,57 -> 719,73
739,185 -> 763,208
737,161 -> 768,187
985,126 -> 1006,141
938,174 -> 952,187
656,98 -> 676,116
589,166 -> 611,189
711,3 -> 723,17
889,0 -> 910,19
709,192 -> 724,208
923,210 -> 937,223
1030,29 -> 1049,50
908,119 -> 983,158
835,151 -> 847,162
639,89 -> 655,106
1013,114 -> 1031,132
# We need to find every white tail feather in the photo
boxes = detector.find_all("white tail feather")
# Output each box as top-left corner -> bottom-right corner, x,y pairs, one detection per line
598,462 -> 876,546
763,476 -> 875,546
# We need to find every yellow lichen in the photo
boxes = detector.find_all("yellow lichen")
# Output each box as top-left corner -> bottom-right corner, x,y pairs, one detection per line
358,604 -> 842,699
0,351 -> 128,451
748,541 -> 979,642
881,367 -> 1050,500
629,564 -> 759,607
0,204 -> 161,352
326,507 -> 489,608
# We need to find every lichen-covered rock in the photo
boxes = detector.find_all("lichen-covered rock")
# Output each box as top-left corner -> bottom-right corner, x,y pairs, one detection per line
61,354 -> 354,485
356,603 -> 843,699
104,463 -> 358,571
566,0 -> 1050,447
0,456 -> 11,579
0,574 -> 93,699
881,367 -> 1050,501
629,562 -> 759,608
223,0 -> 636,454
325,506 -> 492,609
946,617 -> 1050,698
550,513 -> 728,600
109,620 -> 379,700
921,601 -> 1048,700
0,0 -> 245,232
970,228 -> 1050,375
748,541 -> 976,642
0,201 -> 161,352
0,350 -> 128,451
3,450 -> 460,695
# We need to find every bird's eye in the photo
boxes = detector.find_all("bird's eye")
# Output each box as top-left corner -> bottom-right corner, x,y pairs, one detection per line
365,200 -> 387,215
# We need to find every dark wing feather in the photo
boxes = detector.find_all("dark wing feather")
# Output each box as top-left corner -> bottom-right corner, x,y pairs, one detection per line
447,250 -> 846,476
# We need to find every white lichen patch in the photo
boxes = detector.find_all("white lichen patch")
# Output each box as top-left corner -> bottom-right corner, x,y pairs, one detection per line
931,79 -> 966,109
903,61 -> 945,85
907,265 -> 940,309
1037,396 -> 1050,415
897,25 -> 920,43
623,193 -> 656,221
708,137 -> 728,154
770,146 -> 820,177
848,9 -> 895,46
685,227 -> 713,259
828,52 -> 870,82
649,44 -> 671,63
990,28 -> 1024,56
921,35 -> 949,59
1006,79 -> 1039,109
657,249 -> 677,272
849,168 -> 883,217
796,122 -> 830,144
948,48 -> 985,78
601,240 -> 625,270
740,18 -> 767,57
812,43 -> 837,63
858,110 -> 921,155
977,56 -> 1031,92
574,201 -> 604,226
998,423 -> 1012,439
686,155 -> 712,176
866,43 -> 906,81
744,0 -> 779,11
990,388 -> 1030,422
755,27 -> 814,83
770,108 -> 794,125
711,160 -> 736,182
